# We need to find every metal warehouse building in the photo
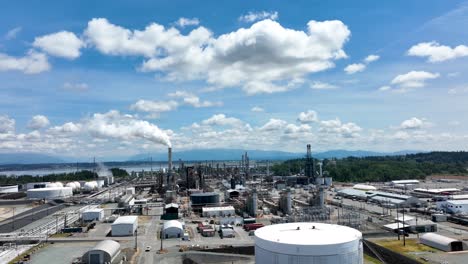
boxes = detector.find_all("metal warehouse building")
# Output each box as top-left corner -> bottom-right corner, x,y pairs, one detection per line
82,240 -> 121,264
82,208 -> 105,222
0,185 -> 19,193
111,216 -> 138,236
163,220 -> 184,239
420,233 -> 465,252
202,206 -> 235,217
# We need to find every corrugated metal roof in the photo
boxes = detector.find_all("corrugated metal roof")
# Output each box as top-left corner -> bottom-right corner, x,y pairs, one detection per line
84,208 -> 104,213
392,180 -> 419,184
163,220 -> 183,230
353,184 -> 377,191
420,233 -> 458,245
446,200 -> 468,205
90,240 -> 120,257
164,203 -> 179,209
383,223 -> 409,230
202,206 -> 235,212
112,216 -> 138,225
337,188 -> 368,197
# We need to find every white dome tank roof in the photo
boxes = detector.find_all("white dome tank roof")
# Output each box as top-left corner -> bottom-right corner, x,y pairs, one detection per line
255,222 -> 362,256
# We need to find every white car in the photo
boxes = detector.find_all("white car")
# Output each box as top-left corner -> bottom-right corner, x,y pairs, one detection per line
145,246 -> 151,252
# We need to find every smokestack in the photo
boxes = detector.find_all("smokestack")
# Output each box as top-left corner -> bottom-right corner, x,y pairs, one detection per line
168,147 -> 172,188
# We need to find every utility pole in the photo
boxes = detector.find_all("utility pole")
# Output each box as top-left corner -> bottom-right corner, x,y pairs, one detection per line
134,229 -> 138,250
397,205 -> 400,240
55,215 -> 59,234
12,208 -> 15,231
402,208 -> 406,246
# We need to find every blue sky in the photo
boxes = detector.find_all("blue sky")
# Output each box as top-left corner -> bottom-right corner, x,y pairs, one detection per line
1,0 -> 468,159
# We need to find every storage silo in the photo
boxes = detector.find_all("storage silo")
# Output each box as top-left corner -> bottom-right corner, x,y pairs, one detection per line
255,222 -> 363,264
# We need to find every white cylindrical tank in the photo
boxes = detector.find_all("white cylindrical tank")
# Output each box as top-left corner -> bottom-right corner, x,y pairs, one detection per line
46,183 -> 58,188
255,223 -> 363,264
55,182 -> 63,188
84,181 -> 98,191
74,181 -> 81,188
96,179 -> 105,188
66,182 -> 76,190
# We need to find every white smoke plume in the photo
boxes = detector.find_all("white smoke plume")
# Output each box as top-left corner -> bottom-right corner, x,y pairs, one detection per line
86,110 -> 172,147
97,162 -> 112,177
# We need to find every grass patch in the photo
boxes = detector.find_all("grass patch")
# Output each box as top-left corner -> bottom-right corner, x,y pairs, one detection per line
374,238 -> 439,262
49,233 -> 72,238
364,253 -> 382,264
8,243 -> 47,264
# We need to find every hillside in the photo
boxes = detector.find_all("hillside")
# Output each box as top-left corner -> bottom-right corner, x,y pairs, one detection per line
271,151 -> 468,182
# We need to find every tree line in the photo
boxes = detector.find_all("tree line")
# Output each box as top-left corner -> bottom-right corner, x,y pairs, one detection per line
271,151 -> 468,182
0,168 -> 129,185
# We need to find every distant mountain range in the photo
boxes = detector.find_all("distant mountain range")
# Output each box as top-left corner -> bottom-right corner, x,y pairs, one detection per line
0,149 -> 424,165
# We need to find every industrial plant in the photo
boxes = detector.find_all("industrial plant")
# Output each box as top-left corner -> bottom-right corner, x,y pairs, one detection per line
1,145 -> 468,264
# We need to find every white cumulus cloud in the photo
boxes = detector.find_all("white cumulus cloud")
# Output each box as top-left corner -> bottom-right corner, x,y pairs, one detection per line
28,115 -> 50,130
319,118 -> 362,138
399,117 -> 429,130
391,71 -> 439,89
238,11 -> 279,23
364,54 -> 380,63
0,115 -> 15,133
344,63 -> 366,74
33,31 -> 84,59
201,114 -> 245,128
251,106 -> 264,112
0,50 -> 50,74
260,119 -> 288,131
130,100 -> 178,114
175,17 -> 200,27
407,41 -> 468,62
297,110 -> 319,123
84,18 -> 350,94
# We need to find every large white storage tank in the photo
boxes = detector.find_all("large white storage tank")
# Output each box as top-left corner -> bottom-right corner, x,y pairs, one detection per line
255,222 -> 363,264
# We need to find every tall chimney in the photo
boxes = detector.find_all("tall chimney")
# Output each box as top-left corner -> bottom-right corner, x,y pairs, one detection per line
168,147 -> 172,188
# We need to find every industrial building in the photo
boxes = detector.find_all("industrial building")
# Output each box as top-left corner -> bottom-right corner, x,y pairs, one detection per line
255,223 -> 363,264
437,199 -> 468,214
384,216 -> 437,233
27,187 -> 73,199
0,185 -> 18,193
221,227 -> 235,238
391,179 -> 419,187
419,233 -> 465,252
82,208 -> 105,222
353,184 -> 377,191
190,192 -> 220,211
202,206 -> 235,217
368,191 -> 424,207
337,188 -> 368,199
163,220 -> 184,238
81,240 -> 121,264
111,216 -> 138,236
162,203 -> 179,220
